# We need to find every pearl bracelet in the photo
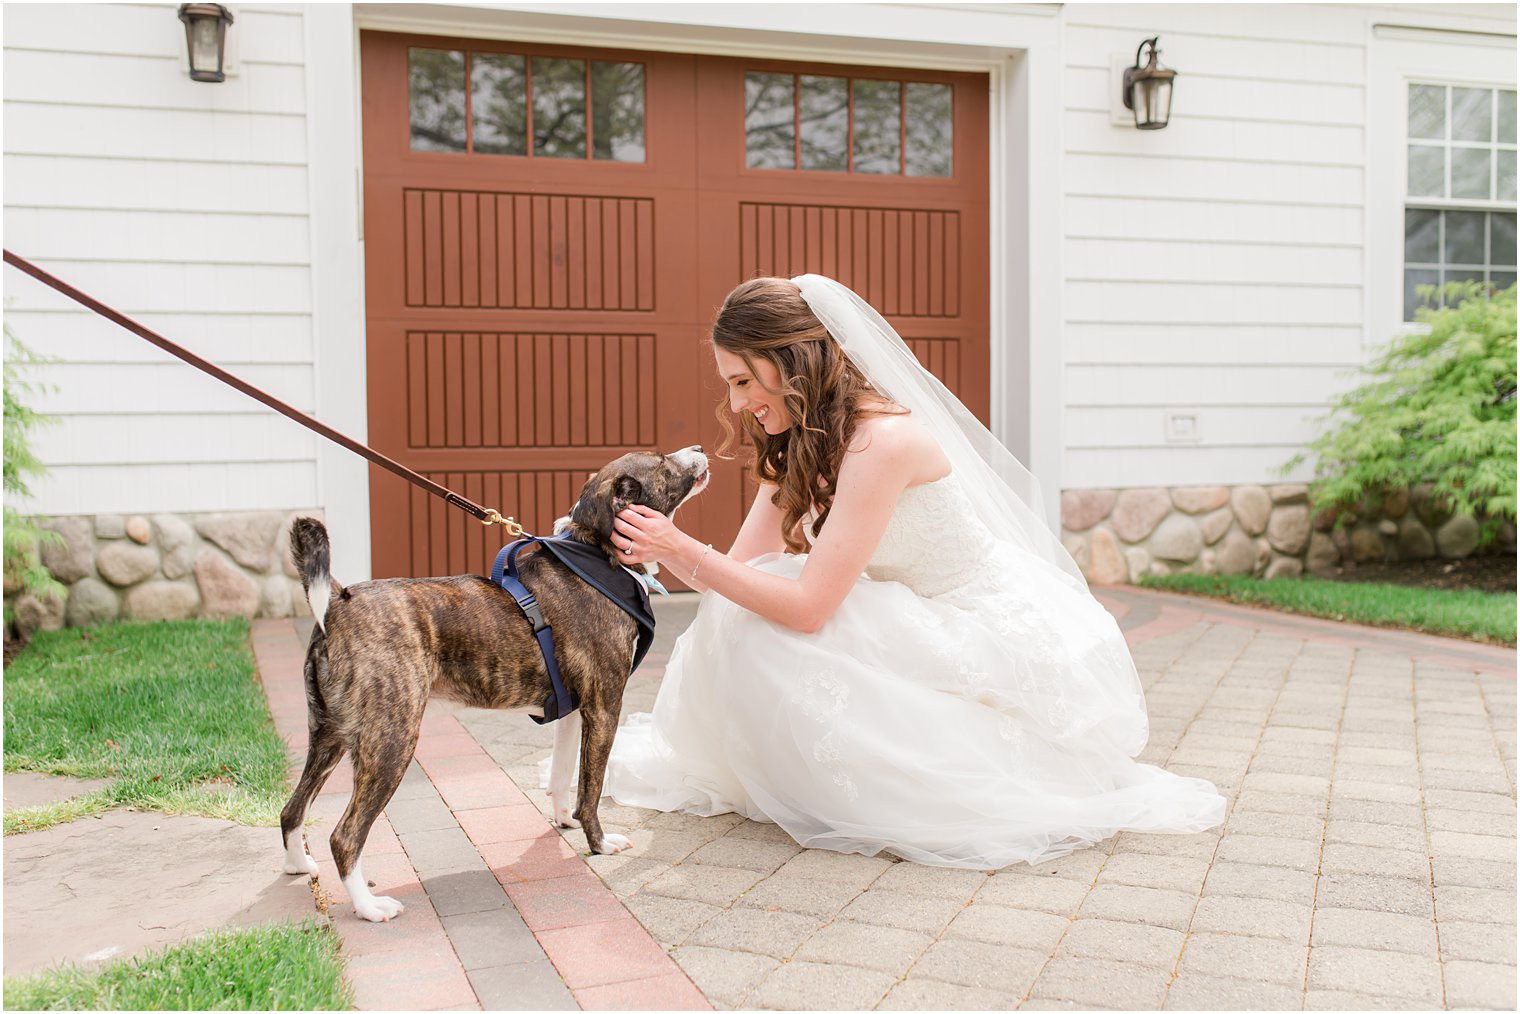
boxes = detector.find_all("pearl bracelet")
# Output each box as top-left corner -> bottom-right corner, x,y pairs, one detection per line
691,543 -> 713,581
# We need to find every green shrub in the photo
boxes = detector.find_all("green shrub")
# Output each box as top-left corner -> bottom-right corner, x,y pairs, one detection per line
3,324 -> 65,627
1285,282 -> 1516,544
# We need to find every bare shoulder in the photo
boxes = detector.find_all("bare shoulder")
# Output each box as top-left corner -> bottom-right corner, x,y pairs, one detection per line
844,410 -> 948,481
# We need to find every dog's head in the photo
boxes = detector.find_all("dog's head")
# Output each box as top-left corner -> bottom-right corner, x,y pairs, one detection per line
561,446 -> 710,553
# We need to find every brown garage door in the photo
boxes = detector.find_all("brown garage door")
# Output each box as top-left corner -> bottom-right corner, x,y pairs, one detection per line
360,32 -> 987,578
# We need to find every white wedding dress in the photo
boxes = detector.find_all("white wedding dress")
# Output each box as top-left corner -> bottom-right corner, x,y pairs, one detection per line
603,472 -> 1226,869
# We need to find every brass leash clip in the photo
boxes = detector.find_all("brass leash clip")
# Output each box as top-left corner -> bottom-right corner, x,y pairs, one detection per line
481,509 -> 526,538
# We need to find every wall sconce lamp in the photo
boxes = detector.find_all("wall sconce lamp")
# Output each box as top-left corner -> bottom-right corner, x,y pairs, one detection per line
178,4 -> 235,83
1122,37 -> 1177,130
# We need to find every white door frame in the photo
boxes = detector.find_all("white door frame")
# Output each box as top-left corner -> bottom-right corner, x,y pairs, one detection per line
307,3 -> 1064,578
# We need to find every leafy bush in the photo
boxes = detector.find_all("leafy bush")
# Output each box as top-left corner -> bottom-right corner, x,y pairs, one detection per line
1285,283 -> 1516,544
3,323 -> 65,626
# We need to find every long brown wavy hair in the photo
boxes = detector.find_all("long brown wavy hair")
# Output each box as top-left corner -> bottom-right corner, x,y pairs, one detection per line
712,276 -> 903,553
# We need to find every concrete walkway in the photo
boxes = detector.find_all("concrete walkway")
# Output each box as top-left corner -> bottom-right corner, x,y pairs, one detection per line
448,587 -> 1516,1011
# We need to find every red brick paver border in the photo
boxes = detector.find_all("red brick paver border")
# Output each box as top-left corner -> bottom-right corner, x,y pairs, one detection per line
251,618 -> 710,1011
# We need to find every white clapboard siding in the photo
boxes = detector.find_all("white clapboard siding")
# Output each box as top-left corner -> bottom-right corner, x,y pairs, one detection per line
1060,5 -> 1384,489
32,364 -> 314,416
1065,323 -> 1365,367
1065,195 -> 1364,247
4,155 -> 310,215
1065,446 -> 1316,490
4,207 -> 311,265
1065,406 -> 1329,448
3,4 -> 317,517
32,414 -> 317,467
22,462 -> 320,518
4,310 -> 313,365
3,50 -> 307,115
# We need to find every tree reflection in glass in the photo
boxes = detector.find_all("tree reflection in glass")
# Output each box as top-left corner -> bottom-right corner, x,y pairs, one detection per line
747,73 -> 795,169
533,57 -> 587,159
592,62 -> 645,162
800,75 -> 847,172
410,49 -> 467,152
906,83 -> 952,177
472,53 -> 527,156
853,79 -> 901,174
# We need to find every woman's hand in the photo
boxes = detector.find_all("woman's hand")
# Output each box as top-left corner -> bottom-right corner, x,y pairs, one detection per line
612,504 -> 692,566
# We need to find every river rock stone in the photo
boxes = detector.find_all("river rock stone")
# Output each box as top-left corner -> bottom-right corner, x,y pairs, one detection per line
1378,519 -> 1399,536
65,578 -> 119,627
1110,489 -> 1172,543
13,591 -> 66,636
39,517 -> 94,583
1231,486 -> 1271,536
1350,526 -> 1386,563
1412,484 -> 1454,528
1436,515 -> 1480,559
1216,530 -> 1257,575
1171,486 -> 1229,515
1498,521 -> 1516,550
1061,489 -> 1116,533
195,513 -> 282,571
1270,484 -> 1309,504
1088,527 -> 1128,584
1311,506 -> 1341,532
1305,532 -> 1340,576
1331,527 -> 1352,558
1382,488 -> 1409,519
1264,556 -> 1303,580
154,514 -> 195,579
1200,508 -> 1233,545
1151,514 -> 1204,563
194,551 -> 260,618
126,516 -> 152,545
1255,538 -> 1273,574
260,575 -> 293,618
1061,534 -> 1090,574
1397,519 -> 1435,560
96,541 -> 159,587
1124,547 -> 1151,583
1266,504 -> 1311,555
125,581 -> 199,621
94,515 -> 126,539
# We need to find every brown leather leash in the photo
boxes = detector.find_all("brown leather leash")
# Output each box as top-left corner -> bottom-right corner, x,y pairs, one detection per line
3,249 -> 527,536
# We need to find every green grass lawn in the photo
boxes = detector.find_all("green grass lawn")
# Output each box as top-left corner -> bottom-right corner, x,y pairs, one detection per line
2,920 -> 351,1011
1139,573 -> 1516,646
3,618 -> 291,834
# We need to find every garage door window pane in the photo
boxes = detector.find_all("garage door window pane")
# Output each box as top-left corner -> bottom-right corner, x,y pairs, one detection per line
472,53 -> 527,156
905,82 -> 953,177
1452,87 -> 1493,142
533,58 -> 586,159
747,73 -> 795,169
1494,213 -> 1517,266
1499,149 -> 1517,202
1405,208 -> 1440,263
1407,145 -> 1445,197
410,49 -> 467,153
853,79 -> 901,174
1499,90 -> 1517,144
1407,83 -> 1446,140
1451,148 -> 1492,200
591,62 -> 645,162
800,75 -> 848,172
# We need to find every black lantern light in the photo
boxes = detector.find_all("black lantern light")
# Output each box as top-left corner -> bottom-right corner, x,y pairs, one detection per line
178,4 -> 234,83
1122,37 -> 1177,130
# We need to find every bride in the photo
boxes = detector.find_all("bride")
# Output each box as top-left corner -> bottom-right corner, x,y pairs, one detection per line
606,274 -> 1224,868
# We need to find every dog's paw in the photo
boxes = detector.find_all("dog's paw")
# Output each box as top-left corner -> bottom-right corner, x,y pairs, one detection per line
547,791 -> 581,828
595,832 -> 632,854
283,853 -> 319,876
353,895 -> 406,923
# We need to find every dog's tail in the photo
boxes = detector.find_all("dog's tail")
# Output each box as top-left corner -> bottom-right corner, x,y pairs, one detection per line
290,517 -> 342,632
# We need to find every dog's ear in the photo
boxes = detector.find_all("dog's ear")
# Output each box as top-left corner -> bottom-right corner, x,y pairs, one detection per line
570,475 -> 614,536
612,475 -> 643,515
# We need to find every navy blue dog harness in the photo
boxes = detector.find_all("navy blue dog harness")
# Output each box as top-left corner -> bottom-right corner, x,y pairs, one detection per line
491,534 -> 657,725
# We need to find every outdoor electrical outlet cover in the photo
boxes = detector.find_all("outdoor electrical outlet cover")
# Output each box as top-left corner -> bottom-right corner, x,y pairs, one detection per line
1164,410 -> 1201,443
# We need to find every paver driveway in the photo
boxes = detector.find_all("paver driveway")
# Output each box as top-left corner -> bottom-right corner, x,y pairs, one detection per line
456,586 -> 1516,1011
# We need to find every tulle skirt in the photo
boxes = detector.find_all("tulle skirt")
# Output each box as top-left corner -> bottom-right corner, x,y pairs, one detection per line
602,552 -> 1225,868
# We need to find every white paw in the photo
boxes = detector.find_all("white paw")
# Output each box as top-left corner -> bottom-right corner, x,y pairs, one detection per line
596,832 -> 632,854
284,853 -> 319,876
353,895 -> 406,923
548,791 -> 580,828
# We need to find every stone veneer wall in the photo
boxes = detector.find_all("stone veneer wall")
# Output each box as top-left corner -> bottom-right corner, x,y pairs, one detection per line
6,510 -> 318,637
1060,483 -> 1516,585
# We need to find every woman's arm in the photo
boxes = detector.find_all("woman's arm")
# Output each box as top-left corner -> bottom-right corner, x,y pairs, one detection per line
677,485 -> 786,594
615,417 -> 935,633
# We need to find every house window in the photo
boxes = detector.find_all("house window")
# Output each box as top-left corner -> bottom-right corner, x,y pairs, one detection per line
743,72 -> 953,177
1403,83 -> 1517,320
408,48 -> 645,162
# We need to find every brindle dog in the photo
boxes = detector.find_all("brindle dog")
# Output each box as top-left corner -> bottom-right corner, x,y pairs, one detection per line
280,447 -> 709,922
